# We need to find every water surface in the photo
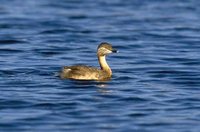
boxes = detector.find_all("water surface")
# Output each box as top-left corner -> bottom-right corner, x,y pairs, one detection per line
0,0 -> 200,131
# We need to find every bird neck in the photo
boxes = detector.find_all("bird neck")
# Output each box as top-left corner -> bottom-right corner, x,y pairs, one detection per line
98,55 -> 112,76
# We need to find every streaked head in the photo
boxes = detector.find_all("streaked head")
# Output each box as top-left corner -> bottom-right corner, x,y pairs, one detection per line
97,42 -> 117,56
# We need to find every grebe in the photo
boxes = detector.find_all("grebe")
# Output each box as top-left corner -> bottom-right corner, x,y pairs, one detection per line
60,42 -> 117,81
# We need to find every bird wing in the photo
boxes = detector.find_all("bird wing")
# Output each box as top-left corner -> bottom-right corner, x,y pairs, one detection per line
62,65 -> 100,80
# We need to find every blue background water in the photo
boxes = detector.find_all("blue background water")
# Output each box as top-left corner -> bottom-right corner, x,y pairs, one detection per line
0,0 -> 200,131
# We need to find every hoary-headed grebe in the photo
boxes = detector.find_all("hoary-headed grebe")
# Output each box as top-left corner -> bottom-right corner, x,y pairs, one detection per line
60,42 -> 117,81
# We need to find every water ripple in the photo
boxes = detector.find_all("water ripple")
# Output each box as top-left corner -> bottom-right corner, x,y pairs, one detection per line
0,0 -> 200,132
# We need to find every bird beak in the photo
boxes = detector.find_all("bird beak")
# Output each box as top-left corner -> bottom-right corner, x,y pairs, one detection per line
112,49 -> 118,53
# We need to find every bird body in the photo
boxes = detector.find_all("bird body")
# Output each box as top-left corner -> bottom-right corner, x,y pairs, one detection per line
60,42 -> 117,81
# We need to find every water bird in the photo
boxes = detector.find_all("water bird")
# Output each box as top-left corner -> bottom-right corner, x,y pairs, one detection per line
60,42 -> 118,81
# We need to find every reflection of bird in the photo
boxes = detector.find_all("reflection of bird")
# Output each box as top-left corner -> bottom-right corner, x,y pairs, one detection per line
60,42 -> 117,81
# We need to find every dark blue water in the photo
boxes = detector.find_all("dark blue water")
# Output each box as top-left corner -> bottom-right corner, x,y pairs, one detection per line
1,0 -> 200,131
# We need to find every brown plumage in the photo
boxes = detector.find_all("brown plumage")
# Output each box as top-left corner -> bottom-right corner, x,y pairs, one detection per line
59,42 -> 117,81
